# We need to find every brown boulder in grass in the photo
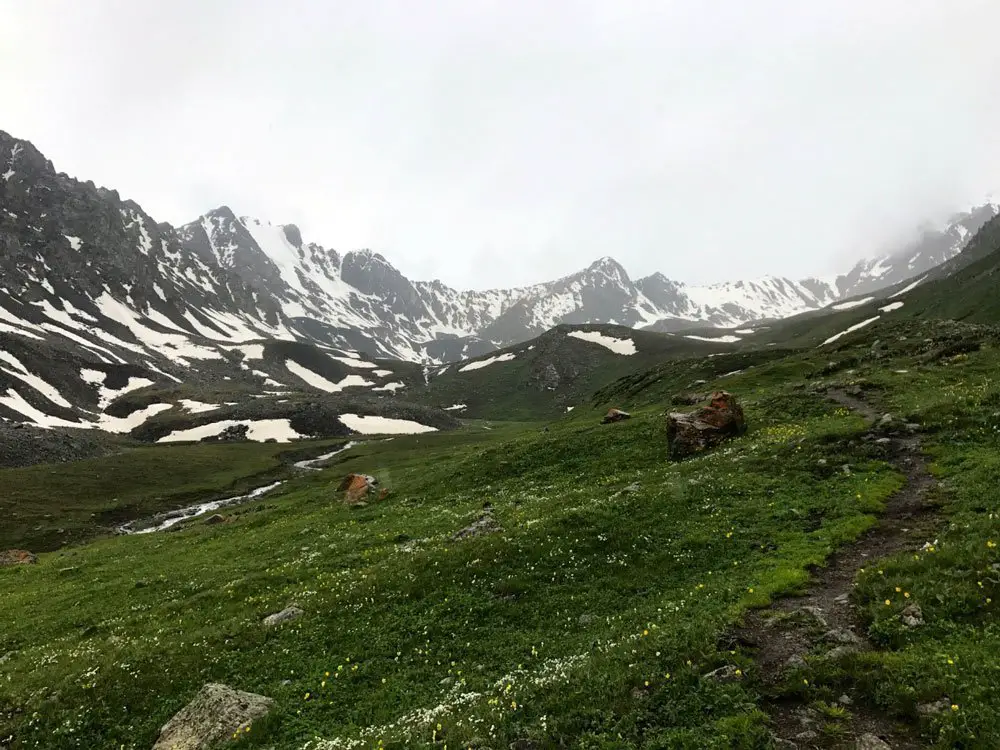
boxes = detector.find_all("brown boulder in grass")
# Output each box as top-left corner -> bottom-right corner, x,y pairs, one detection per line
666,391 -> 747,459
602,408 -> 631,424
0,549 -> 37,567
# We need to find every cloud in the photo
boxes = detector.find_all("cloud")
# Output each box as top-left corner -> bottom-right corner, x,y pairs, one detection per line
3,0 -> 999,288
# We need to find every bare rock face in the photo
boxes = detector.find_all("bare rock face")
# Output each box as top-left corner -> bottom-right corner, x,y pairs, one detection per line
666,391 -> 747,458
152,683 -> 273,750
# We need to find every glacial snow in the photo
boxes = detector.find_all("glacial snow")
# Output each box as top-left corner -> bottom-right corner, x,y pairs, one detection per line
831,296 -> 875,311
157,418 -> 303,443
879,301 -> 904,313
821,316 -> 881,346
285,360 -> 374,392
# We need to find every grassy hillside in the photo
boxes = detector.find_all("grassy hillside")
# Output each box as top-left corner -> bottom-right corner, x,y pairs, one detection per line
414,323 -> 737,419
4,317 -> 1000,747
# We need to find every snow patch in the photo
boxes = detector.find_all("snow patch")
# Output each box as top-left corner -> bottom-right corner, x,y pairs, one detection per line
684,335 -> 741,344
878,301 -> 904,313
889,276 -> 926,298
458,352 -> 517,372
372,381 -> 405,392
285,360 -> 374,392
831,296 -> 874,311
179,399 -> 220,414
337,414 -> 437,435
157,418 -> 303,443
443,404 -> 467,411
566,330 -> 637,355
821,316 -> 881,346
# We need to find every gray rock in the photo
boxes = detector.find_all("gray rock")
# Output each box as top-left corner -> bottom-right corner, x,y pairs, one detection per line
875,437 -> 892,445
901,603 -> 924,628
824,645 -> 860,661
151,683 -> 273,750
801,605 -> 828,627
452,509 -> 502,540
917,697 -> 951,716
905,423 -> 921,432
856,733 -> 892,750
203,514 -> 225,525
794,730 -> 818,742
823,628 -> 862,645
702,665 -> 741,683
833,593 -> 851,605
263,606 -> 304,629
578,613 -> 594,626
838,694 -> 853,706
784,654 -> 808,671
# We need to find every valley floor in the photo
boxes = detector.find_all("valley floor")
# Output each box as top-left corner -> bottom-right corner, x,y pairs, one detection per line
2,319 -> 1000,749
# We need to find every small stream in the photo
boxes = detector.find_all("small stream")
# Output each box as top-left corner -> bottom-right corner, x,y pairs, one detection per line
119,441 -> 359,535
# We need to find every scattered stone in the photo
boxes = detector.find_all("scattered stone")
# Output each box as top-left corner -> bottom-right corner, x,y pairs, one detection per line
824,645 -> 860,661
817,458 -> 828,466
801,606 -> 828,628
702,665 -> 741,683
857,733 -> 892,750
453,504 -> 502,540
602,408 -> 632,424
794,731 -> 819,742
578,613 -> 594,626
875,437 -> 892,445
0,549 -> 37,566
784,654 -> 808,671
901,603 -> 924,628
203,514 -> 226,525
905,423 -> 921,432
667,391 -> 747,459
263,606 -> 304,629
439,676 -> 454,686
823,628 -> 862,645
918,697 -> 952,716
151,683 -> 273,750
838,694 -> 853,706
772,739 -> 798,750
833,593 -> 851,606
281,679 -> 292,686
841,464 -> 853,475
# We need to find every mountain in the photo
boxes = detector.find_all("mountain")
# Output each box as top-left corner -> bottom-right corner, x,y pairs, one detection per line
2,125 -> 998,439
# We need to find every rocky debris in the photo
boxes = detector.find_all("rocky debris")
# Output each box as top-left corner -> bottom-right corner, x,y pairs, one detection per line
666,391 -> 747,459
151,683 -> 273,750
263,605 -> 304,629
901,603 -> 924,628
784,654 -> 808,671
824,645 -> 860,661
202,424 -> 249,443
800,606 -> 828,628
203,514 -> 226,525
917,697 -> 952,716
838,694 -> 854,706
453,503 -> 502,540
823,628 -> 862,645
833,592 -> 851,606
702,665 -> 742,683
0,549 -> 37,566
856,733 -> 892,750
602,408 -> 631,424
337,473 -> 386,505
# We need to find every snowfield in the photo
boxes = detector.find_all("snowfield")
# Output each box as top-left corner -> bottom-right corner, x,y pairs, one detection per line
879,301 -> 904,313
889,276 -> 926,298
458,352 -> 517,372
566,330 -> 637,355
179,399 -> 220,414
337,414 -> 438,434
157,418 -> 303,443
285,360 -> 374,392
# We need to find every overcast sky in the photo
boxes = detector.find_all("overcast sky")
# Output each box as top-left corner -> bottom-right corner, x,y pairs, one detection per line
3,1 -> 999,289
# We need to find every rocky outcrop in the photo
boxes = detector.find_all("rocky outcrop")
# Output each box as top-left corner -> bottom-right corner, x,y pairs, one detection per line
666,391 -> 747,458
151,683 -> 273,750
602,408 -> 631,424
262,605 -> 303,629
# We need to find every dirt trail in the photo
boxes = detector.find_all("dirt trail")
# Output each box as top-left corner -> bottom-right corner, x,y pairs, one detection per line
737,388 -> 939,749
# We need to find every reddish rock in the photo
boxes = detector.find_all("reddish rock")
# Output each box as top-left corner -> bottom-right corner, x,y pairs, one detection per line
666,391 -> 747,458
0,549 -> 37,567
602,408 -> 632,424
337,473 -> 385,504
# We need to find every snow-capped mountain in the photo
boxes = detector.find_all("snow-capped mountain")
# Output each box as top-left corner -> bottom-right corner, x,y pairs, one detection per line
2,126 -> 997,391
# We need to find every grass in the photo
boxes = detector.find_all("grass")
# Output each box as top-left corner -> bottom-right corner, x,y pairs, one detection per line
3,319 -> 1000,748
0,438 -> 348,552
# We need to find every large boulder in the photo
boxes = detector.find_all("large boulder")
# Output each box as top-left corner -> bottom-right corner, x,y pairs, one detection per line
666,391 -> 747,458
152,683 -> 273,750
337,473 -> 388,505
